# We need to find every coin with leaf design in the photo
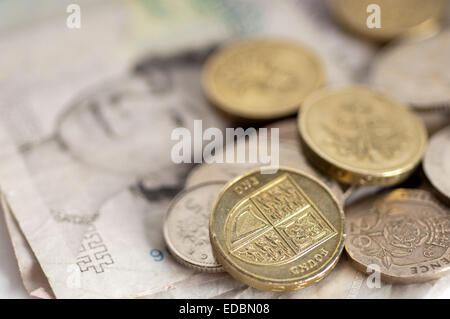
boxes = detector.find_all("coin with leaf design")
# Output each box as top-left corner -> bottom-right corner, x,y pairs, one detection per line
203,39 -> 324,120
298,86 -> 427,186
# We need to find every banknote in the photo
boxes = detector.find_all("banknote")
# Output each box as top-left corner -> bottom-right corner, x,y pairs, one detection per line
0,0 -> 375,141
1,198 -> 54,299
0,48 -> 229,298
2,190 -> 238,299
0,0 -> 378,298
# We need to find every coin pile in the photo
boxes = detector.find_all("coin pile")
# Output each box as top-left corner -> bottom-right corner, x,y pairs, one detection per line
163,3 -> 450,292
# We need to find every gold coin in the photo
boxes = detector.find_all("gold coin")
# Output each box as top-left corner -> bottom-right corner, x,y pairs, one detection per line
345,188 -> 450,283
202,39 -> 324,120
266,118 -> 356,202
209,168 -> 345,291
298,86 -> 427,186
329,0 -> 447,41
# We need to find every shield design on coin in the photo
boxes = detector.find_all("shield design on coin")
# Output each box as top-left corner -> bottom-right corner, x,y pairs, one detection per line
225,174 -> 338,265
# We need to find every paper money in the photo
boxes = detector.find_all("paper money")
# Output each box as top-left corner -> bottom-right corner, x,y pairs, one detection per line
0,0 -> 379,298
139,255 -> 450,299
1,198 -> 54,298
0,54 -> 228,298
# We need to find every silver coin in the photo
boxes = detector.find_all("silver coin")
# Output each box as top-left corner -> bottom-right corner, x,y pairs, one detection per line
345,189 -> 450,283
423,125 -> 450,202
163,181 -> 225,272
369,30 -> 450,111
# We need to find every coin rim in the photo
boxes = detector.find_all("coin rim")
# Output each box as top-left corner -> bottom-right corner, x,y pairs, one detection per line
209,166 -> 346,291
202,38 -> 325,120
298,85 -> 428,186
163,181 -> 227,273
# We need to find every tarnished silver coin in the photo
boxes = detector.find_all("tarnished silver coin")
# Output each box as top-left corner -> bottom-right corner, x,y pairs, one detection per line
345,189 -> 450,283
185,141 -> 344,204
423,125 -> 450,202
163,181 -> 226,272
369,30 -> 450,111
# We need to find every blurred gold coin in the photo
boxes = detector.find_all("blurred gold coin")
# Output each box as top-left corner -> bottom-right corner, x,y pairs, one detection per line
345,189 -> 450,283
203,39 -> 324,120
209,168 -> 345,291
298,86 -> 427,186
329,0 -> 447,41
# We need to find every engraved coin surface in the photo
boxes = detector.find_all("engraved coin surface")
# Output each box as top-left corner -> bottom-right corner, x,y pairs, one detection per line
345,189 -> 450,283
298,86 -> 427,186
330,0 -> 447,41
423,126 -> 450,202
210,168 -> 345,291
185,142 -> 344,204
203,39 -> 324,120
164,182 -> 226,272
370,30 -> 450,111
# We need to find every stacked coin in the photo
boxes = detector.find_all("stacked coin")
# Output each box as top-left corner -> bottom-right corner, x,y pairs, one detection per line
163,21 -> 450,291
297,86 -> 428,186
